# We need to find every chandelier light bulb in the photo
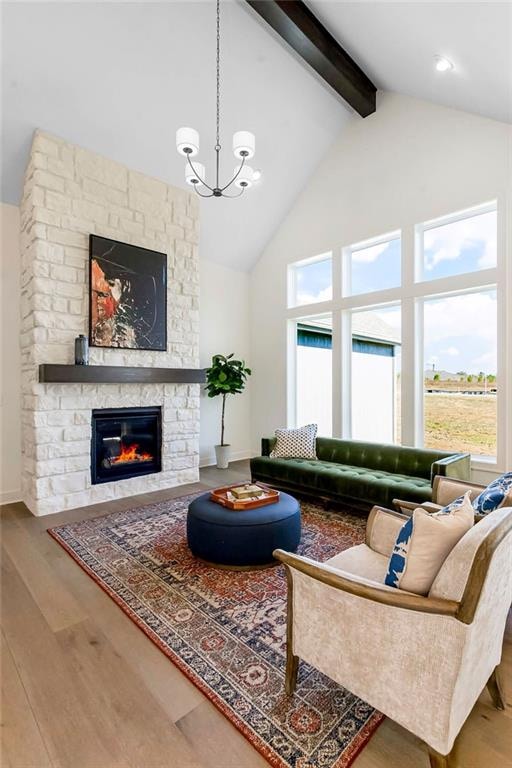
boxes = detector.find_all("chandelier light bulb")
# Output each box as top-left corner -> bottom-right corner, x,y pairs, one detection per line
185,162 -> 205,186
176,127 -> 200,157
434,55 -> 454,73
233,131 -> 255,160
252,169 -> 262,182
234,165 -> 254,189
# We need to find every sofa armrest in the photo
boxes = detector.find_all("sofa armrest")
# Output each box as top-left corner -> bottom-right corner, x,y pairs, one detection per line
365,506 -> 407,556
431,452 -> 471,484
432,475 -> 484,506
274,549 -> 459,617
261,437 -> 277,456
392,498 -> 443,515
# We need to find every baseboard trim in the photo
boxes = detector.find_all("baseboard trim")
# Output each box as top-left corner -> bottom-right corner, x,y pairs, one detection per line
0,489 -> 22,505
199,449 -> 255,469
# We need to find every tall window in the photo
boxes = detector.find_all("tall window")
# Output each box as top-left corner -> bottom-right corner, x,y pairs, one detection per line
295,314 -> 332,436
287,200 -> 500,465
351,305 -> 401,444
423,290 -> 497,457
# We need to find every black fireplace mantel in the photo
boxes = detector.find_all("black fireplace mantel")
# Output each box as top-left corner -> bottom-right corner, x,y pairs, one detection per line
39,364 -> 206,385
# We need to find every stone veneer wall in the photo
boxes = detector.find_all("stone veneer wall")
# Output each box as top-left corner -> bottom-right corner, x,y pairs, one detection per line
20,130 -> 200,516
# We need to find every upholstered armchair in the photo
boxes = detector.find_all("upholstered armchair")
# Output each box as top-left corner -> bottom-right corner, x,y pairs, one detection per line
274,477 -> 512,768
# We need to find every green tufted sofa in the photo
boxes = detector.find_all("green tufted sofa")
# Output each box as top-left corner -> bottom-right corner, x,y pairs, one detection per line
250,437 -> 470,511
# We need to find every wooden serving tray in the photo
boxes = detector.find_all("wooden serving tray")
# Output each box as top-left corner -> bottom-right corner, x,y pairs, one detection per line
210,482 -> 280,510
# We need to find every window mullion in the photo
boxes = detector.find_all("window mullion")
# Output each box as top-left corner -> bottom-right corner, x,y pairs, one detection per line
286,320 -> 297,428
400,297 -> 416,447
340,310 -> 351,439
332,311 -> 342,437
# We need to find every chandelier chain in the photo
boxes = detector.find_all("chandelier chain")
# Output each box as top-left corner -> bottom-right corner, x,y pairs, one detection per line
215,0 -> 221,150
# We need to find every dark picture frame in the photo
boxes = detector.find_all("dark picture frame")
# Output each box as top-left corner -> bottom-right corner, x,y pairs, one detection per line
89,235 -> 167,352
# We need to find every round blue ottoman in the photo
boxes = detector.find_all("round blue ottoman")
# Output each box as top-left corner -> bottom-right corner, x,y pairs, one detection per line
187,491 -> 301,568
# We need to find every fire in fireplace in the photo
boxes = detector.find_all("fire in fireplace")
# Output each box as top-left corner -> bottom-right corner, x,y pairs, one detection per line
91,406 -> 162,484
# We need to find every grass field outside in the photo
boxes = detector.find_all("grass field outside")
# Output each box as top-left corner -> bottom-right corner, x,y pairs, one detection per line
424,393 -> 497,456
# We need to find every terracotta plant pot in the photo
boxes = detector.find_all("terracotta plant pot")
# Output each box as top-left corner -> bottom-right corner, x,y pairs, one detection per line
215,444 -> 230,469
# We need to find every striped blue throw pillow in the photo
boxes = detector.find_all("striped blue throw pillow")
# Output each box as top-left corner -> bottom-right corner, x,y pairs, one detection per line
472,472 -> 512,514
384,517 -> 413,588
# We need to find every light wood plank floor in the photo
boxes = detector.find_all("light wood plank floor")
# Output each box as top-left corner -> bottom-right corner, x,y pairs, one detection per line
1,461 -> 511,768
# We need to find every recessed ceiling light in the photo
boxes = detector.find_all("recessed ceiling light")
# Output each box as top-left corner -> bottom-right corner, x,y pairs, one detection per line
252,169 -> 262,182
434,55 -> 454,73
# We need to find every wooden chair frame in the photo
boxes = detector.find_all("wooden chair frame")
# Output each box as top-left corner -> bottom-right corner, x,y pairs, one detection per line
393,476 -> 487,517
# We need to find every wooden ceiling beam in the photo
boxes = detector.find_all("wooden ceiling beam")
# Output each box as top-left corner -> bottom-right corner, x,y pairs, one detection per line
245,0 -> 377,117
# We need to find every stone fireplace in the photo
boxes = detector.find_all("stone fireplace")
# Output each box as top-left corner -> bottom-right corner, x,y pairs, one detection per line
20,130 -> 201,516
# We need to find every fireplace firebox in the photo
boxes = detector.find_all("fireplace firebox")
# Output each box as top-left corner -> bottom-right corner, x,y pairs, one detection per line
91,406 -> 162,484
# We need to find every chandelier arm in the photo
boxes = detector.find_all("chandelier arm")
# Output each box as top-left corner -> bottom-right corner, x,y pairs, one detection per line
192,185 -> 215,198
186,154 -> 215,193
219,155 -> 246,192
221,186 -> 246,199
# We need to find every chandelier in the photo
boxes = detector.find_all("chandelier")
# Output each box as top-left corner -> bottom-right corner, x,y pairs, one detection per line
175,0 -> 256,198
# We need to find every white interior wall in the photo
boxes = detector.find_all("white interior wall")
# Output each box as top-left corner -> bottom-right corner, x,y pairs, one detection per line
199,259 -> 252,466
0,204 -> 21,503
249,92 -> 512,483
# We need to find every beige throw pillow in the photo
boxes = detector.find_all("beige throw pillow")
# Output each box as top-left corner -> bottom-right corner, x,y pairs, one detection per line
385,491 -> 474,595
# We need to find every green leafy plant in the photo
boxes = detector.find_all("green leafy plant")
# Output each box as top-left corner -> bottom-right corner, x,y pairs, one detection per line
205,354 -> 251,446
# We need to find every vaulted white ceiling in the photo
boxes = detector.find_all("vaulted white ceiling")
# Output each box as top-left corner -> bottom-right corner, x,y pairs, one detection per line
311,1 -> 512,125
2,2 -> 511,271
1,1 -> 349,270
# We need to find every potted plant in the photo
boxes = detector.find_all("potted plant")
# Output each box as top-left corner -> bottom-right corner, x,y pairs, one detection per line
205,353 -> 251,469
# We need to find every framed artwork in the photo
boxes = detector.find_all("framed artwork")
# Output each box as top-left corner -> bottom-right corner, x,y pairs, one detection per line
89,235 -> 167,351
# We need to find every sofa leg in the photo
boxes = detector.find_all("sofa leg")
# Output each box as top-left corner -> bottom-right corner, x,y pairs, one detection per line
427,746 -> 455,768
427,748 -> 448,768
487,666 -> 506,710
285,652 -> 299,695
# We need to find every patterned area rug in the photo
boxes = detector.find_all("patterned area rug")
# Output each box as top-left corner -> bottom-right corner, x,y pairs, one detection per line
49,493 -> 384,768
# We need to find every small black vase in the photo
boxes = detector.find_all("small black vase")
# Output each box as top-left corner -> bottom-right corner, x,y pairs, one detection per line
75,334 -> 89,365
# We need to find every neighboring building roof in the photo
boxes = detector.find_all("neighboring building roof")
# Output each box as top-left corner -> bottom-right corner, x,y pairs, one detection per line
298,311 -> 401,347
352,313 -> 401,346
